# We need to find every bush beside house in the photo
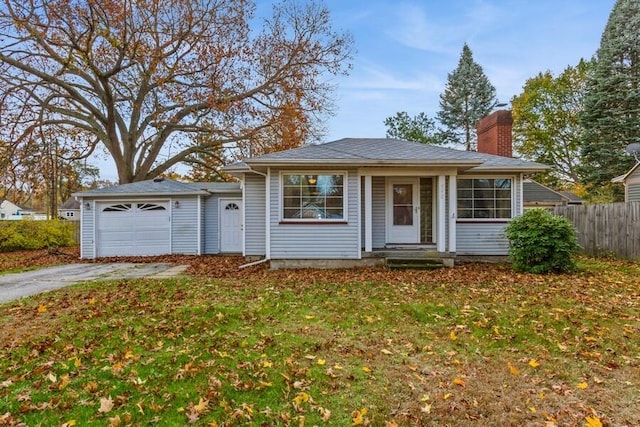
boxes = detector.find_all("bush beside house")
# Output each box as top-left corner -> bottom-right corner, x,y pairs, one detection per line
505,209 -> 580,273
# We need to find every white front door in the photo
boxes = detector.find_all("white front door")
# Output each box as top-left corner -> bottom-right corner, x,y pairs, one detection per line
386,178 -> 420,244
220,199 -> 243,253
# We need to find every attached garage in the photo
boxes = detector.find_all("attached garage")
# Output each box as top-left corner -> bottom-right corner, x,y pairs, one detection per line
96,201 -> 170,257
74,179 -> 242,259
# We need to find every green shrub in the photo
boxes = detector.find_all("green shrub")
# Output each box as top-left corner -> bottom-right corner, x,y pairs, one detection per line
504,209 -> 580,274
0,219 -> 76,252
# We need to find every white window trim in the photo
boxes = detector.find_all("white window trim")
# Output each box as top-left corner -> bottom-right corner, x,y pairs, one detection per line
456,175 -> 515,222
279,170 -> 348,222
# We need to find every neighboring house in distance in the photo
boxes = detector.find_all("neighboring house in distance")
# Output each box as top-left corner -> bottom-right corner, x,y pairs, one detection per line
0,199 -> 28,220
58,198 -> 81,220
522,180 -> 573,210
612,163 -> 640,202
75,110 -> 548,267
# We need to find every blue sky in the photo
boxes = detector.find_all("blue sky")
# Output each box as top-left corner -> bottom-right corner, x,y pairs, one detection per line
320,0 -> 615,141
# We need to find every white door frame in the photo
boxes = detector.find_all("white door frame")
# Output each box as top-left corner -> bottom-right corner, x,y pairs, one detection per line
386,178 -> 420,244
219,198 -> 243,253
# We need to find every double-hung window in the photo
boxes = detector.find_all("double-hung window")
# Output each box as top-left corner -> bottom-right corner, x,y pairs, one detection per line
457,178 -> 512,219
282,173 -> 345,221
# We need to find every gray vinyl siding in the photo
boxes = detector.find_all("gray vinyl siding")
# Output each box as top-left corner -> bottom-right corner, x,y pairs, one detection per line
80,199 -> 94,258
171,196 -> 199,254
456,222 -> 510,255
270,169 -> 360,259
244,174 -> 266,256
628,182 -> 640,202
359,176 -> 385,249
203,195 -> 219,254
372,177 -> 386,249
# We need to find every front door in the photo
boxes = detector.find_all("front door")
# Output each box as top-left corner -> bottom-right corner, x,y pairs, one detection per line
386,178 -> 420,244
220,199 -> 243,253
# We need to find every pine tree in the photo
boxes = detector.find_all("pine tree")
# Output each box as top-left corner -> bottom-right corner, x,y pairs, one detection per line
580,0 -> 640,198
437,43 -> 497,151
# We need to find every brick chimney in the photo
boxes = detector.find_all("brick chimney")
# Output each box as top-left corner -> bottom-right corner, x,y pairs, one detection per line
476,110 -> 513,157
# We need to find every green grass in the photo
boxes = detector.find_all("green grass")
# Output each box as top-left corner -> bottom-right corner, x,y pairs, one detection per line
0,259 -> 639,426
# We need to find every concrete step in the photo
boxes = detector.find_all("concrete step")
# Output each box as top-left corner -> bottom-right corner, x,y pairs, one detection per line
385,257 -> 446,270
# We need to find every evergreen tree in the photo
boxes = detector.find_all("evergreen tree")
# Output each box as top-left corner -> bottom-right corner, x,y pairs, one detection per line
437,43 -> 497,151
580,0 -> 640,199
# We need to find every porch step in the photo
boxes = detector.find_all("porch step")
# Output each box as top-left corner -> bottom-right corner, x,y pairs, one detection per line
385,257 -> 446,270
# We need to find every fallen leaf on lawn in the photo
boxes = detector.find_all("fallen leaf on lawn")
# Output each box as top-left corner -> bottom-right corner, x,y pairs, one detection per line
421,403 -> 432,414
293,392 -> 309,405
508,362 -> 520,376
380,349 -> 392,355
108,415 -> 121,426
443,393 -> 452,400
38,304 -> 47,313
453,377 -> 466,387
47,372 -> 57,383
528,359 -> 540,368
193,397 -> 209,414
261,360 -> 273,368
584,416 -> 602,427
316,358 -> 326,366
0,379 -> 13,389
385,421 -> 399,427
352,408 -> 368,425
304,315 -> 314,320
99,396 -> 114,413
362,366 -> 372,373
529,406 -> 536,413
61,421 -> 76,427
317,406 -> 331,421
449,330 -> 457,341
577,382 -> 588,390
88,297 -> 96,305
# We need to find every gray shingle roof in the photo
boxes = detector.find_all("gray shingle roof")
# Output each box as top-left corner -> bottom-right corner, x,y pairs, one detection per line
243,138 -> 547,171
193,182 -> 242,192
73,178 -> 211,197
523,180 -> 568,203
59,198 -> 81,210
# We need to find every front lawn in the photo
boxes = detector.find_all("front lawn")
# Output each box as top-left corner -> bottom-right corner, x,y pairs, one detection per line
0,258 -> 638,426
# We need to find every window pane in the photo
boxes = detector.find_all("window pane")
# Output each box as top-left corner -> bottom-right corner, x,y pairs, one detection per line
282,174 -> 344,220
393,206 -> 413,225
457,178 -> 512,219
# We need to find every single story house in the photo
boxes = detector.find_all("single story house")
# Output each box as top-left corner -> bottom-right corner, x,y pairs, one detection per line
59,198 -> 81,220
74,110 -> 548,267
0,199 -> 33,220
612,162 -> 640,202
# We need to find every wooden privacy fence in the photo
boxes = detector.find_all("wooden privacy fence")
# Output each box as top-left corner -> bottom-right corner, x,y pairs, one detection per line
553,202 -> 640,259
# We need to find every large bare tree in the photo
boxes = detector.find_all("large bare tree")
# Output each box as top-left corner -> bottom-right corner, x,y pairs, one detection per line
0,0 -> 352,184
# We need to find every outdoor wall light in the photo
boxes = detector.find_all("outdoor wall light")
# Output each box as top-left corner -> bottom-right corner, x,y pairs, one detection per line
85,202 -> 91,211
174,200 -> 180,209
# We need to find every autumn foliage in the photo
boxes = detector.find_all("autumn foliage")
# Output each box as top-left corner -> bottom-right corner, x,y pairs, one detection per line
0,0 -> 353,184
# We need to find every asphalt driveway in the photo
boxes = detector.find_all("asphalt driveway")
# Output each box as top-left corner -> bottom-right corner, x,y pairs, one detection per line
0,263 -> 188,303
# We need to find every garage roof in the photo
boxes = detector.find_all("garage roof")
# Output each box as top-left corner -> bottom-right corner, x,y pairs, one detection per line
73,178 -> 240,198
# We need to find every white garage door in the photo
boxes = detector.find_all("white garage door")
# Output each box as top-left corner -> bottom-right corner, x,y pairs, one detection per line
96,202 -> 170,257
